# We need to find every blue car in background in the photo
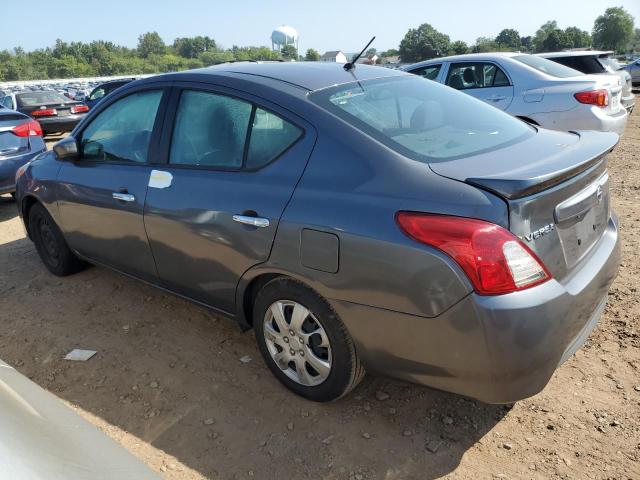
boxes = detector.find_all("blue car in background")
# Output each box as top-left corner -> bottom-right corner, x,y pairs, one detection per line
0,106 -> 46,196
623,58 -> 640,87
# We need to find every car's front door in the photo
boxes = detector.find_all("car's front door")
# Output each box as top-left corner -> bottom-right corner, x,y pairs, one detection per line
143,85 -> 316,314
445,62 -> 514,111
56,87 -> 167,282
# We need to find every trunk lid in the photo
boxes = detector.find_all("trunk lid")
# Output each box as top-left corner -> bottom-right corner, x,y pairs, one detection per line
429,128 -> 618,281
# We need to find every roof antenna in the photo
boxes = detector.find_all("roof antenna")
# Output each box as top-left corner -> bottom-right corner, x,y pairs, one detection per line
344,36 -> 376,71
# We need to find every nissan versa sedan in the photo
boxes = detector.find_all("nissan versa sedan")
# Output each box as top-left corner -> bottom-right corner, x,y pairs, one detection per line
403,52 -> 628,135
15,63 -> 620,403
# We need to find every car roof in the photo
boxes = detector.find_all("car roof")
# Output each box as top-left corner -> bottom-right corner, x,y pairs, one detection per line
538,51 -> 614,58
162,62 -> 409,92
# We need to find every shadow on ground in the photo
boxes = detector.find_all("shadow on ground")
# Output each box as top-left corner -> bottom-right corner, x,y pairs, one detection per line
0,198 -> 506,479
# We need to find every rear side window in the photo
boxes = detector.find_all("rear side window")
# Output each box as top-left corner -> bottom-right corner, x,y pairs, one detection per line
310,76 -> 533,162
80,90 -> 162,163
2,96 -> 13,109
170,90 -> 301,169
409,64 -> 441,80
446,63 -> 511,90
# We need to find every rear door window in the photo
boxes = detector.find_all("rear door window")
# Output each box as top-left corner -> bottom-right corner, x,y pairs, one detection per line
169,90 -> 302,169
446,63 -> 511,90
2,96 -> 13,109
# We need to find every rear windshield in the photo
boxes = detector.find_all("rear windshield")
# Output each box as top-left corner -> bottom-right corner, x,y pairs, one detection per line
551,55 -> 605,74
309,76 -> 534,162
514,55 -> 582,78
16,91 -> 72,108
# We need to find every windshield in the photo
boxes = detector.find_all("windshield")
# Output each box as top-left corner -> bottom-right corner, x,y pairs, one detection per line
16,91 -> 73,107
514,55 -> 582,78
310,76 -> 534,162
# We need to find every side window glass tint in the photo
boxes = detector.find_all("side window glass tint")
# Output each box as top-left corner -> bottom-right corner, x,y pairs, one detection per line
3,96 -> 13,108
246,108 -> 302,169
89,88 -> 105,101
411,64 -> 441,80
492,67 -> 511,87
81,90 -> 162,163
169,91 -> 251,168
447,63 -> 509,89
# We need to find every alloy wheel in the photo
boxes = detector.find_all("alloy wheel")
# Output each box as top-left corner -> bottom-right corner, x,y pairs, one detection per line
263,300 -> 332,386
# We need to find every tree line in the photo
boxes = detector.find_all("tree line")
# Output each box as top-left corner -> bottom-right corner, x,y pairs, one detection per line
0,6 -> 637,82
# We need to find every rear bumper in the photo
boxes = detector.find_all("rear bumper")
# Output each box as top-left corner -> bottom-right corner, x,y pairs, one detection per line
36,115 -> 85,134
621,92 -> 635,113
532,106 -> 628,136
0,145 -> 45,194
333,213 -> 620,403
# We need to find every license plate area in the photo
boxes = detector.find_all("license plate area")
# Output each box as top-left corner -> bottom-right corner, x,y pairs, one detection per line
58,109 -> 71,117
555,173 -> 609,268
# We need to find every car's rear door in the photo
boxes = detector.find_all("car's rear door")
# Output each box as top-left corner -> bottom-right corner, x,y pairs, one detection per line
143,83 -> 316,314
55,85 -> 169,282
445,61 -> 514,111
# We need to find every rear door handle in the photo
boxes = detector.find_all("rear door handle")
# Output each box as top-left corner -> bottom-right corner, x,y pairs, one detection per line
112,192 -> 136,203
232,215 -> 270,228
488,95 -> 507,102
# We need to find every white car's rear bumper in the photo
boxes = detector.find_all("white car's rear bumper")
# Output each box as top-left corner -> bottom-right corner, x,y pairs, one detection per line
530,105 -> 628,136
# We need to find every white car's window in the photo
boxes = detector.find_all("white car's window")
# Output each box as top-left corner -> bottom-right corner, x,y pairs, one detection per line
409,64 -> 442,80
446,62 -> 511,90
310,76 -> 533,162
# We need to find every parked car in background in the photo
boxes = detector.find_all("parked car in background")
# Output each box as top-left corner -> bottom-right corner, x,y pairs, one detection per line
403,52 -> 628,135
0,358 -> 159,479
86,78 -> 135,109
623,57 -> 640,86
16,63 -> 620,404
1,91 -> 89,135
0,107 -> 45,196
538,51 -> 634,114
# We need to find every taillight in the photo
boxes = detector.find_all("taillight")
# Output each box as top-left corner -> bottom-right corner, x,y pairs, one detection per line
71,105 -> 89,114
396,212 -> 551,295
574,89 -> 609,108
11,120 -> 43,137
32,108 -> 57,117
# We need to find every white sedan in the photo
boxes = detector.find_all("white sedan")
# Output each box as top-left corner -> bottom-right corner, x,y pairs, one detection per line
402,52 -> 628,135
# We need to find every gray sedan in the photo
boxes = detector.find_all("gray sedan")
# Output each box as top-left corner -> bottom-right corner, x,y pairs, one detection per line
15,63 -> 620,403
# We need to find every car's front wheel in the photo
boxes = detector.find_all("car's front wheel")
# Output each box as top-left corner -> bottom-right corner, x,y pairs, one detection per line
28,203 -> 86,276
253,278 -> 365,401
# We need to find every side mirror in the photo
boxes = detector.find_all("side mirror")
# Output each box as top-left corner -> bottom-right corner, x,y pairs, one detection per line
53,136 -> 79,161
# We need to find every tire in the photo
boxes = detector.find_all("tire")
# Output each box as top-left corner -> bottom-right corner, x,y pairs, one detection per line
28,203 -> 85,276
253,277 -> 365,402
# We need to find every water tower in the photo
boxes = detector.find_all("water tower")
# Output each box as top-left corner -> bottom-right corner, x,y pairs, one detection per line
271,25 -> 299,52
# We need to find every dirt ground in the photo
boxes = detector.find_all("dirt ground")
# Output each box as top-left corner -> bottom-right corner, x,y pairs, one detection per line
0,109 -> 639,480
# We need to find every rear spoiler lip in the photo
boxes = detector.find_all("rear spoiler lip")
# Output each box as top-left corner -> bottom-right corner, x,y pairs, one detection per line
464,131 -> 619,200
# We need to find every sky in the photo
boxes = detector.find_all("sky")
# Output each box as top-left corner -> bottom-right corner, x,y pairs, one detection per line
1,0 -> 639,54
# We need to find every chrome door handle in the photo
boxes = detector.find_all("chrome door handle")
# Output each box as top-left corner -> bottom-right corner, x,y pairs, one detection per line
232,215 -> 270,228
112,192 -> 135,202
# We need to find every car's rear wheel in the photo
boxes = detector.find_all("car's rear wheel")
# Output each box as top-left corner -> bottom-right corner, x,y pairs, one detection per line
29,203 -> 85,276
253,277 -> 365,401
